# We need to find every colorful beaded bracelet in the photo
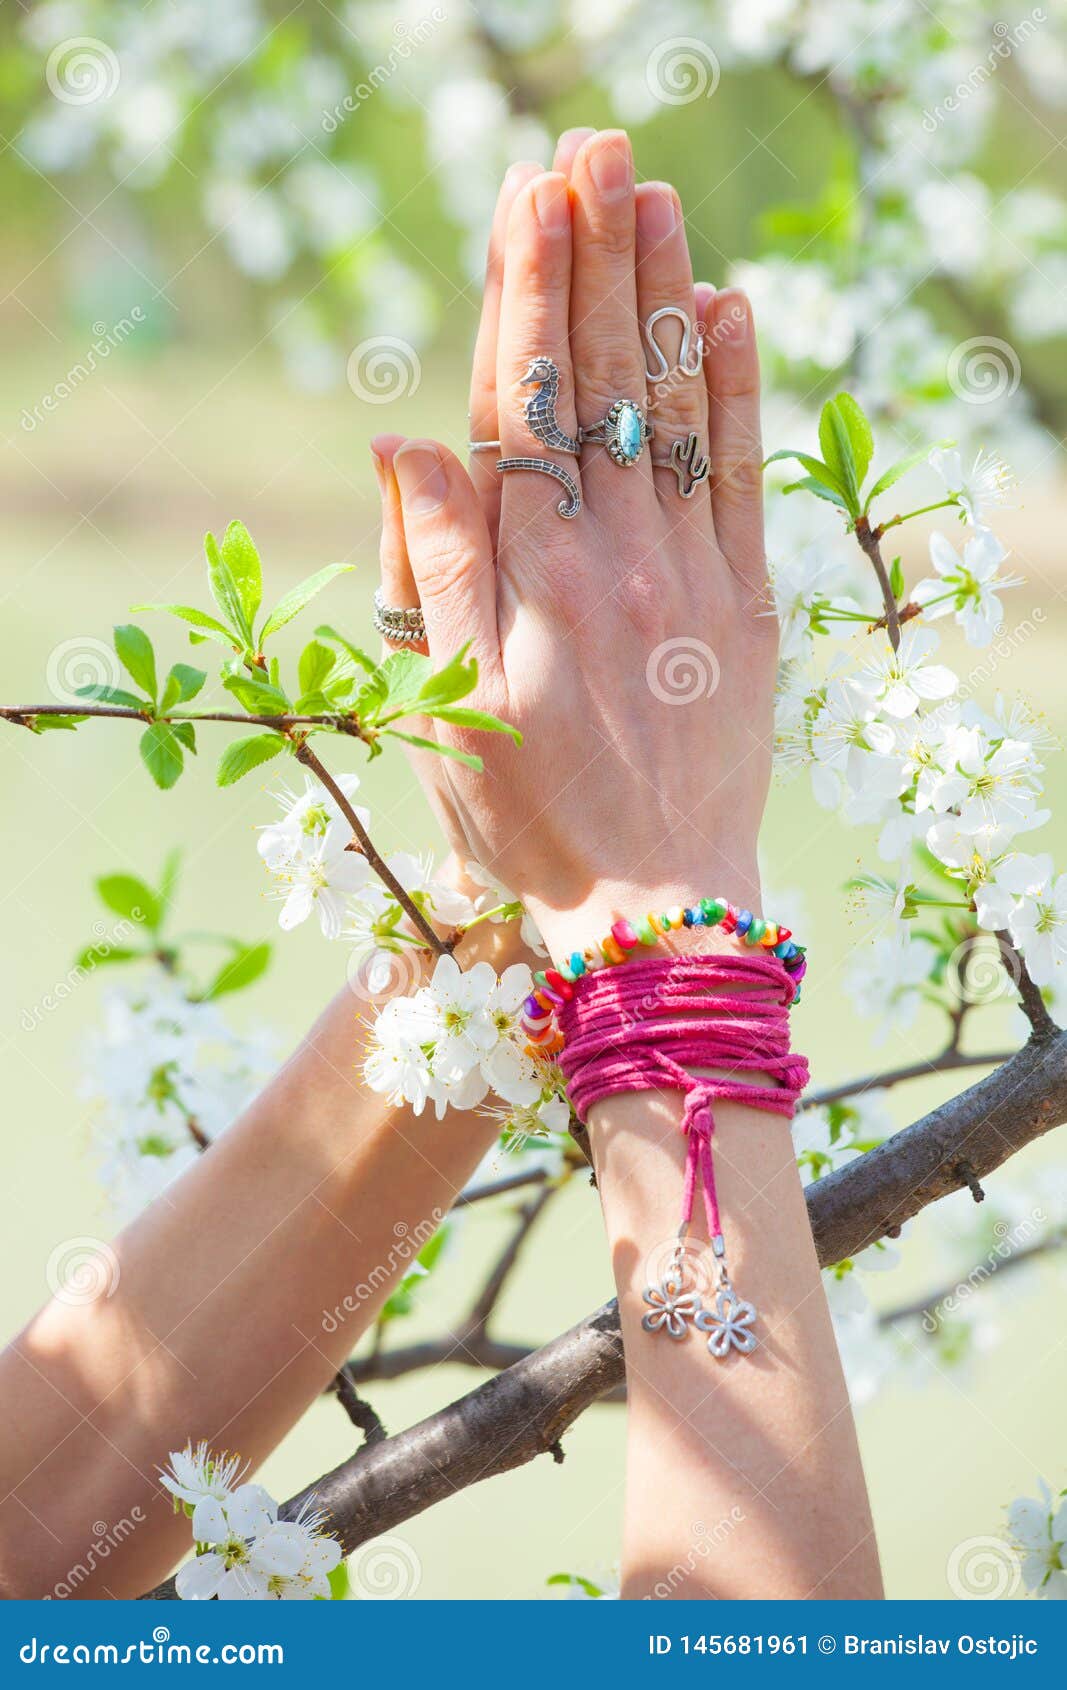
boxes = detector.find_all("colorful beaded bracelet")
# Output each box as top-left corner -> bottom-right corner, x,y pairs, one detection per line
521,897 -> 806,1053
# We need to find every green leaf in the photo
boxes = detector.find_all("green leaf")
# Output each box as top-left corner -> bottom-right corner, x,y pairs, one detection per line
763,449 -> 844,498
131,603 -> 239,650
889,555 -> 905,599
204,531 -> 253,646
818,395 -> 864,516
315,624 -> 378,674
159,663 -> 207,712
327,1561 -> 350,1602
139,721 -> 185,789
203,941 -> 272,999
113,624 -> 157,700
74,684 -> 146,708
833,392 -> 873,486
384,728 -> 483,770
216,733 -> 286,786
298,639 -> 336,697
219,520 -> 262,631
260,565 -> 354,642
862,443 -> 947,514
171,721 -> 197,753
96,873 -> 160,930
413,644 -> 479,712
74,943 -> 142,971
546,1573 -> 605,1598
782,476 -> 850,511
420,704 -> 522,744
30,714 -> 83,732
223,675 -> 291,716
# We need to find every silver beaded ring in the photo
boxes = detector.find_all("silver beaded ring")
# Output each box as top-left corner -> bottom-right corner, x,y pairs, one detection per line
578,399 -> 654,467
373,587 -> 426,645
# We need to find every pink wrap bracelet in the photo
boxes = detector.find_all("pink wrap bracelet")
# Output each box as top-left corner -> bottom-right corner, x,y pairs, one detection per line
557,952 -> 808,1360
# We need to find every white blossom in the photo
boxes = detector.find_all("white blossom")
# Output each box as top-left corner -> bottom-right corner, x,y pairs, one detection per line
856,628 -> 958,720
929,447 -> 1015,527
913,528 -> 1021,647
1007,1483 -> 1067,1599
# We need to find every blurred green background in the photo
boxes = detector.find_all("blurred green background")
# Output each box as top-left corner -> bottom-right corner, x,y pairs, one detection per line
1,0 -> 1065,1601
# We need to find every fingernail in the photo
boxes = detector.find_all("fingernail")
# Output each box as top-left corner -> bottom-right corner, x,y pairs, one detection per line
588,132 -> 632,199
532,173 -> 568,235
637,183 -> 678,242
393,444 -> 448,513
369,447 -> 387,497
716,287 -> 751,337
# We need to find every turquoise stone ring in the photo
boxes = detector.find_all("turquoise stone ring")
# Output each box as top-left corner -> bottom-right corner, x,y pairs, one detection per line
579,399 -> 653,467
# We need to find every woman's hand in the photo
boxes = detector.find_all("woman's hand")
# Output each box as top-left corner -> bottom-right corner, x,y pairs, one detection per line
371,128 -> 777,961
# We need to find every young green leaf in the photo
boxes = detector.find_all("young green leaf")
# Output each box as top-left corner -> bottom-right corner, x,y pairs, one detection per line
419,704 -> 522,744
832,392 -> 873,486
96,873 -> 161,930
384,727 -> 483,770
413,644 -> 479,712
219,520 -> 263,631
889,555 -> 905,599
130,603 -> 238,650
314,624 -> 378,674
139,721 -> 185,789
157,849 -> 182,917
29,714 -> 83,732
763,449 -> 844,498
159,663 -> 207,713
113,624 -> 157,701
259,564 -> 354,642
782,476 -> 850,510
223,675 -> 291,716
298,639 -> 336,697
74,943 -> 142,971
171,721 -> 197,753
818,396 -> 863,516
203,940 -> 272,999
862,443 -> 948,514
356,649 -> 428,723
216,733 -> 286,787
75,684 -> 147,709
204,531 -> 253,647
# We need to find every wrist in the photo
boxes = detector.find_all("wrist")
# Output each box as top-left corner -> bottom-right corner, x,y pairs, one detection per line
527,863 -> 762,970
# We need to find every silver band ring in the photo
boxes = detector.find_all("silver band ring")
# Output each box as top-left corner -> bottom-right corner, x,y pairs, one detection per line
468,440 -> 502,454
374,587 -> 426,644
578,399 -> 654,466
650,432 -> 710,499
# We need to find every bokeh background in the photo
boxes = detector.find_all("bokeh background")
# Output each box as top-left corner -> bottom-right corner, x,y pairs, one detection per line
1,0 -> 1066,1600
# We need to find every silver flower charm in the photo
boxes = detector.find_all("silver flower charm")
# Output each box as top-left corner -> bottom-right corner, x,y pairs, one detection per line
641,1269 -> 703,1339
695,1286 -> 759,1358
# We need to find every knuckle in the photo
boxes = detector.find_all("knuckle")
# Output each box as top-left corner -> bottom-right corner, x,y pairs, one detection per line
713,446 -> 763,500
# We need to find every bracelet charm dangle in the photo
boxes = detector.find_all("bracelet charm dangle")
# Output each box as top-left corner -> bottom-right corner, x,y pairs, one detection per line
641,1236 -> 704,1340
694,1235 -> 758,1359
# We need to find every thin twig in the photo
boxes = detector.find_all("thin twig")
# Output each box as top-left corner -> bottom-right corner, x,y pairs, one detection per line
878,1227 -> 1067,1327
465,1183 -> 558,1338
0,703 -> 367,736
801,1047 -> 1016,1110
853,515 -> 901,650
294,741 -> 449,955
996,930 -> 1059,1041
331,1371 -> 387,1445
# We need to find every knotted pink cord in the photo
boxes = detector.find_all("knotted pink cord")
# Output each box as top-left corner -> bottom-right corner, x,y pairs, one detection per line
558,955 -> 808,1241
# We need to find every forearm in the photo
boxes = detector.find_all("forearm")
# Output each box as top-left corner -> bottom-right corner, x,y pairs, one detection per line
0,931 -> 511,1598
535,877 -> 883,1602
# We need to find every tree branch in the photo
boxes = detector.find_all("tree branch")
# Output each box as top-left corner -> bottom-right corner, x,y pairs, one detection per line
294,741 -> 449,956
853,515 -> 901,650
996,931 -> 1058,1041
0,703 -> 368,735
802,1047 -> 1017,1110
143,1027 -> 1067,1598
877,1226 -> 1067,1328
